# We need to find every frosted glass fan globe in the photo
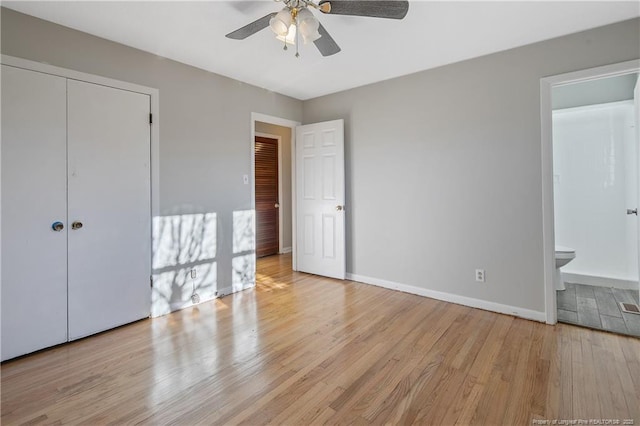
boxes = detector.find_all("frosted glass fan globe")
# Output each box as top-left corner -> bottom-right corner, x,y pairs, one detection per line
269,8 -> 292,36
297,8 -> 321,43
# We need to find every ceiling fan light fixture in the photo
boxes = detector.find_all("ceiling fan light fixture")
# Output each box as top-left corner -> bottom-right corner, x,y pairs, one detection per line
269,8 -> 292,36
275,23 -> 297,45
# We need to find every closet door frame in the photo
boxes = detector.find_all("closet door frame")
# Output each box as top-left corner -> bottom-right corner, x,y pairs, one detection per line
0,54 -> 160,316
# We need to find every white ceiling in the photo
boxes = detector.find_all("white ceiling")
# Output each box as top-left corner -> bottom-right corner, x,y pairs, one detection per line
4,1 -> 640,100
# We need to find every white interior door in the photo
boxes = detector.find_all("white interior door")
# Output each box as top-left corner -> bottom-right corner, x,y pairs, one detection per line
1,65 -> 68,360
67,80 -> 151,340
295,119 -> 345,279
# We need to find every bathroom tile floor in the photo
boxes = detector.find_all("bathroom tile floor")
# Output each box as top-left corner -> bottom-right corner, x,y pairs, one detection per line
557,282 -> 640,338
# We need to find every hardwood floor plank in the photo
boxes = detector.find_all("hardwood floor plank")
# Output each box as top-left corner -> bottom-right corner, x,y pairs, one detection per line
575,328 -> 603,419
610,336 -> 640,421
414,310 -> 496,425
556,325 -> 575,420
445,314 -> 513,425
591,332 -> 629,418
2,254 -> 639,425
360,304 -> 470,423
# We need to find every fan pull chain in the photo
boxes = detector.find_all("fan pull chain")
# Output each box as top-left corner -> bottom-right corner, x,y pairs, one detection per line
295,19 -> 300,58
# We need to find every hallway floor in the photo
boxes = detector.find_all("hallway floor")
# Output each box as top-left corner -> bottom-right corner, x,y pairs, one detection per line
557,282 -> 640,337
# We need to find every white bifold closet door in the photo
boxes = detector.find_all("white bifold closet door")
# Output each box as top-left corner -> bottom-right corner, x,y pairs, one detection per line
1,65 -> 152,360
1,65 -> 69,361
67,80 -> 151,340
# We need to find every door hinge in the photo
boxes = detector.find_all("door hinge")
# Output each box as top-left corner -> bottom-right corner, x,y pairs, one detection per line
149,113 -> 153,125
150,275 -> 153,288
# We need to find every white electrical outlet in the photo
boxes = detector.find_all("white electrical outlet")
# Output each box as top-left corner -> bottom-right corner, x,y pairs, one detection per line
190,269 -> 197,279
475,269 -> 485,282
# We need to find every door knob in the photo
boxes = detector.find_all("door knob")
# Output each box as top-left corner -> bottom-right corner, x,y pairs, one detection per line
71,221 -> 84,230
51,221 -> 64,232
336,205 -> 344,211
275,203 -> 280,208
627,209 -> 638,216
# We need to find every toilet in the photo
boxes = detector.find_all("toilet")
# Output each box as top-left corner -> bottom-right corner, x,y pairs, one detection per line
555,246 -> 576,291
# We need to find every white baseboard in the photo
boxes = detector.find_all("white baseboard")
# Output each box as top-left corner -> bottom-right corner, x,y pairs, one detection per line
280,247 -> 292,254
346,273 -> 546,323
562,272 -> 638,290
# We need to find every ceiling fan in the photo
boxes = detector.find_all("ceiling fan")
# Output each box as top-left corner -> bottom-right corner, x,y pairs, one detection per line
225,0 -> 409,57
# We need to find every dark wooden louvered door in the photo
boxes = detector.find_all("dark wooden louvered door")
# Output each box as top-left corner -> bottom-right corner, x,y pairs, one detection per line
255,136 -> 279,258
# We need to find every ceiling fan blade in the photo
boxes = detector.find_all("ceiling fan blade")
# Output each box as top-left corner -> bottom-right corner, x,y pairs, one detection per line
318,0 -> 409,19
314,23 -> 341,57
225,13 -> 276,40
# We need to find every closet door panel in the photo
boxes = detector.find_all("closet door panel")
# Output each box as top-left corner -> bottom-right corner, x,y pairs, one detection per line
1,65 -> 68,360
67,80 -> 151,340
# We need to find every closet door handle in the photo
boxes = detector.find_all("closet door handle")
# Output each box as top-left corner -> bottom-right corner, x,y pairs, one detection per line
71,221 -> 83,230
51,221 -> 64,232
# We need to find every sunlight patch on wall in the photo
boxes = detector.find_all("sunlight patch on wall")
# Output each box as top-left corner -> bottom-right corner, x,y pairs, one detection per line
153,213 -> 217,269
232,254 -> 255,293
152,264 -> 217,317
151,213 -> 218,317
230,210 -> 256,294
233,210 -> 255,254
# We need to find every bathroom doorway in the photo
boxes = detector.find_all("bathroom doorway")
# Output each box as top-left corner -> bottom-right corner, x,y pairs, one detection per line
541,61 -> 640,336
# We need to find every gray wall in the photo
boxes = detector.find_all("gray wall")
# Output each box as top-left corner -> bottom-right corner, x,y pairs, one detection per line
1,8 -> 302,315
303,18 -> 640,314
255,121 -> 293,251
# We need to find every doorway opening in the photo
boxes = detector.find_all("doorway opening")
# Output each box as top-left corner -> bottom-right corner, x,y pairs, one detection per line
541,60 -> 640,336
254,133 -> 282,257
251,113 -> 299,273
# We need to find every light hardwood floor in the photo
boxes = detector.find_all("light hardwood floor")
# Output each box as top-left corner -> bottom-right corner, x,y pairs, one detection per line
2,254 -> 639,425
